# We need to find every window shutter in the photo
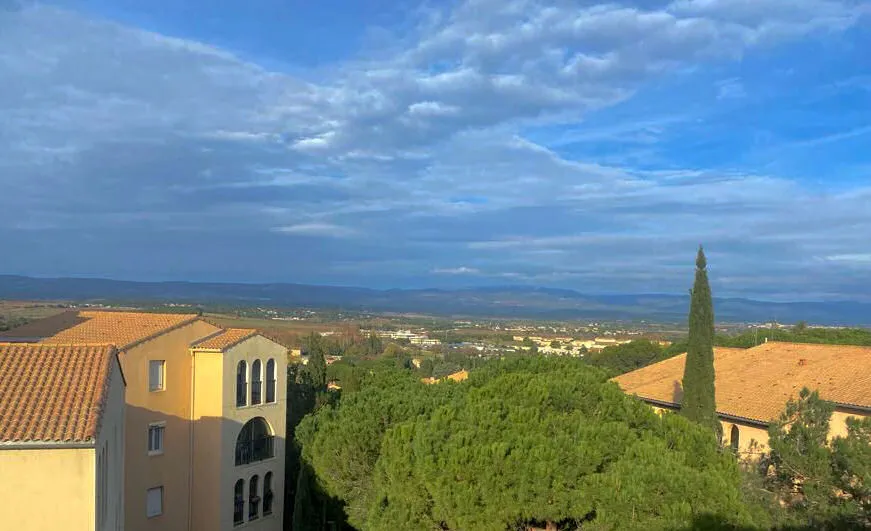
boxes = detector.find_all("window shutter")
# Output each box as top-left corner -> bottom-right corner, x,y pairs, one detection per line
146,487 -> 163,517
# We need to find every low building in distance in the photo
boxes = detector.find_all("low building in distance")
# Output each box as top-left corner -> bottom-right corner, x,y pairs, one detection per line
612,342 -> 871,457
0,342 -> 126,531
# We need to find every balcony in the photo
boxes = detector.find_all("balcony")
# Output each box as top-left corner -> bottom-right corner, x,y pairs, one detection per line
236,382 -> 247,407
235,435 -> 274,466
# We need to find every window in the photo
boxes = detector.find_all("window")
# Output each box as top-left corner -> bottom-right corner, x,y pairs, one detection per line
146,486 -> 163,518
251,360 -> 262,405
249,475 -> 260,521
147,422 -> 165,455
730,424 -> 740,452
263,472 -> 274,516
148,360 -> 165,391
236,361 -> 247,407
265,359 -> 276,403
234,417 -> 274,466
233,479 -> 245,526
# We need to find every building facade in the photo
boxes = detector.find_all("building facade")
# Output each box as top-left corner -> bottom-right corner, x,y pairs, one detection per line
22,310 -> 288,531
613,342 -> 871,458
0,343 -> 126,531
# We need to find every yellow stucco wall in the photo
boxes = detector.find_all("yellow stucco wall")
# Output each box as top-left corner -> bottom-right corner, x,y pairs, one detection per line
190,350 -> 225,531
121,319 -> 221,531
720,420 -> 770,459
96,354 -> 126,531
829,410 -> 868,439
221,335 -> 288,531
0,447 -> 96,530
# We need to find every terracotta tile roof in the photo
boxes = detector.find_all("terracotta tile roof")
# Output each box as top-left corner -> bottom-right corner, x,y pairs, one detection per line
40,311 -> 199,350
0,343 -> 118,444
446,369 -> 469,382
191,328 -> 257,351
612,343 -> 871,424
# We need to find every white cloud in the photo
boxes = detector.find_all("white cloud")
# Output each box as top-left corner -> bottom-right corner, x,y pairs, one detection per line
272,223 -> 357,238
432,266 -> 481,275
1,0 -> 869,296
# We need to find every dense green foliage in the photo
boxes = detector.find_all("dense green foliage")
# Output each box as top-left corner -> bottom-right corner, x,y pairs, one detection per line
298,357 -> 762,530
716,326 -> 871,348
586,339 -> 671,375
681,247 -> 720,437
0,315 -> 30,332
760,389 -> 871,529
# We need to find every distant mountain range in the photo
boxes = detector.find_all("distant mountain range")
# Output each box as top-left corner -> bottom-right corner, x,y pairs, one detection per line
1,274 -> 869,325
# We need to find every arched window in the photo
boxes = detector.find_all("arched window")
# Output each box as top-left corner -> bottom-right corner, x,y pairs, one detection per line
251,360 -> 262,405
235,417 -> 274,466
249,475 -> 260,521
233,479 -> 245,526
266,359 -> 276,403
263,472 -> 274,516
236,361 -> 248,407
730,424 -> 740,452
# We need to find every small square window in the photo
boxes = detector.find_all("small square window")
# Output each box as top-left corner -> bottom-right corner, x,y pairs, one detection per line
146,486 -> 163,518
149,360 -> 165,391
147,423 -> 165,455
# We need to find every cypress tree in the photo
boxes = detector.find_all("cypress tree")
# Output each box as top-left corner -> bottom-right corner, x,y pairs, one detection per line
680,246 -> 720,437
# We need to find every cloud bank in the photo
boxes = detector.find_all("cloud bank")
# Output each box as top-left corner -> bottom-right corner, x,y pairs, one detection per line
1,0 -> 869,300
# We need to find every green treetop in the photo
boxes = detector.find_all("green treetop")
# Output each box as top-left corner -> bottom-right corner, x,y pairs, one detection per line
680,246 -> 720,437
298,357 -> 762,530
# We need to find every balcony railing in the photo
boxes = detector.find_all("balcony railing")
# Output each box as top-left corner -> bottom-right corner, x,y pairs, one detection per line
263,491 -> 274,516
266,379 -> 276,403
251,380 -> 262,405
236,382 -> 247,407
235,435 -> 274,466
233,498 -> 244,526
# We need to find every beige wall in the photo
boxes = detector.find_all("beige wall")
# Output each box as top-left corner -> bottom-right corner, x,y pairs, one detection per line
190,350 -> 225,531
221,335 -> 288,531
829,409 -> 869,439
720,420 -> 770,459
121,320 -> 221,531
96,355 -> 126,531
0,447 -> 96,530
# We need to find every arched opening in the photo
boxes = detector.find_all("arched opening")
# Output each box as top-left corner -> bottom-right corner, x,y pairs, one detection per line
730,424 -> 740,452
235,417 -> 274,466
236,361 -> 248,407
233,479 -> 244,525
263,471 -> 274,516
249,474 -> 260,521
266,359 -> 276,403
251,360 -> 262,405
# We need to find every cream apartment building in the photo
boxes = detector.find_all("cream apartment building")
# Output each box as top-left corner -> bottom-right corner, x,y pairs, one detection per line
613,342 -> 871,457
7,310 -> 288,531
0,342 -> 126,531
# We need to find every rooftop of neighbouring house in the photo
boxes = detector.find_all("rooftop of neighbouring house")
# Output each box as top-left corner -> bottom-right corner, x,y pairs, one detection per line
612,342 -> 871,424
190,328 -> 258,351
0,342 -> 119,444
0,310 -> 200,350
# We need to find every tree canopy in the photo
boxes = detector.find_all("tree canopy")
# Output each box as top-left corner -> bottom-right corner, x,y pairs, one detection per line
298,356 -> 762,530
761,388 -> 871,529
585,339 -> 670,376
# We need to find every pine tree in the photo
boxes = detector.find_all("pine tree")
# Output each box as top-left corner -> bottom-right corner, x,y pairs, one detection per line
680,246 -> 720,437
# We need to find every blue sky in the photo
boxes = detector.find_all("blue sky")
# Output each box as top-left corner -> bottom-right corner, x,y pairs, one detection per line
1,0 -> 870,300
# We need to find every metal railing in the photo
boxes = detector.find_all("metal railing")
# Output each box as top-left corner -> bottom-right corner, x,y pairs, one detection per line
251,380 -> 262,405
236,382 -> 247,407
266,379 -> 276,403
235,435 -> 274,466
233,499 -> 244,526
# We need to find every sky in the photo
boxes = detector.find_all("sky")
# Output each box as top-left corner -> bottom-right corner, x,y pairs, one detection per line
1,0 -> 870,301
